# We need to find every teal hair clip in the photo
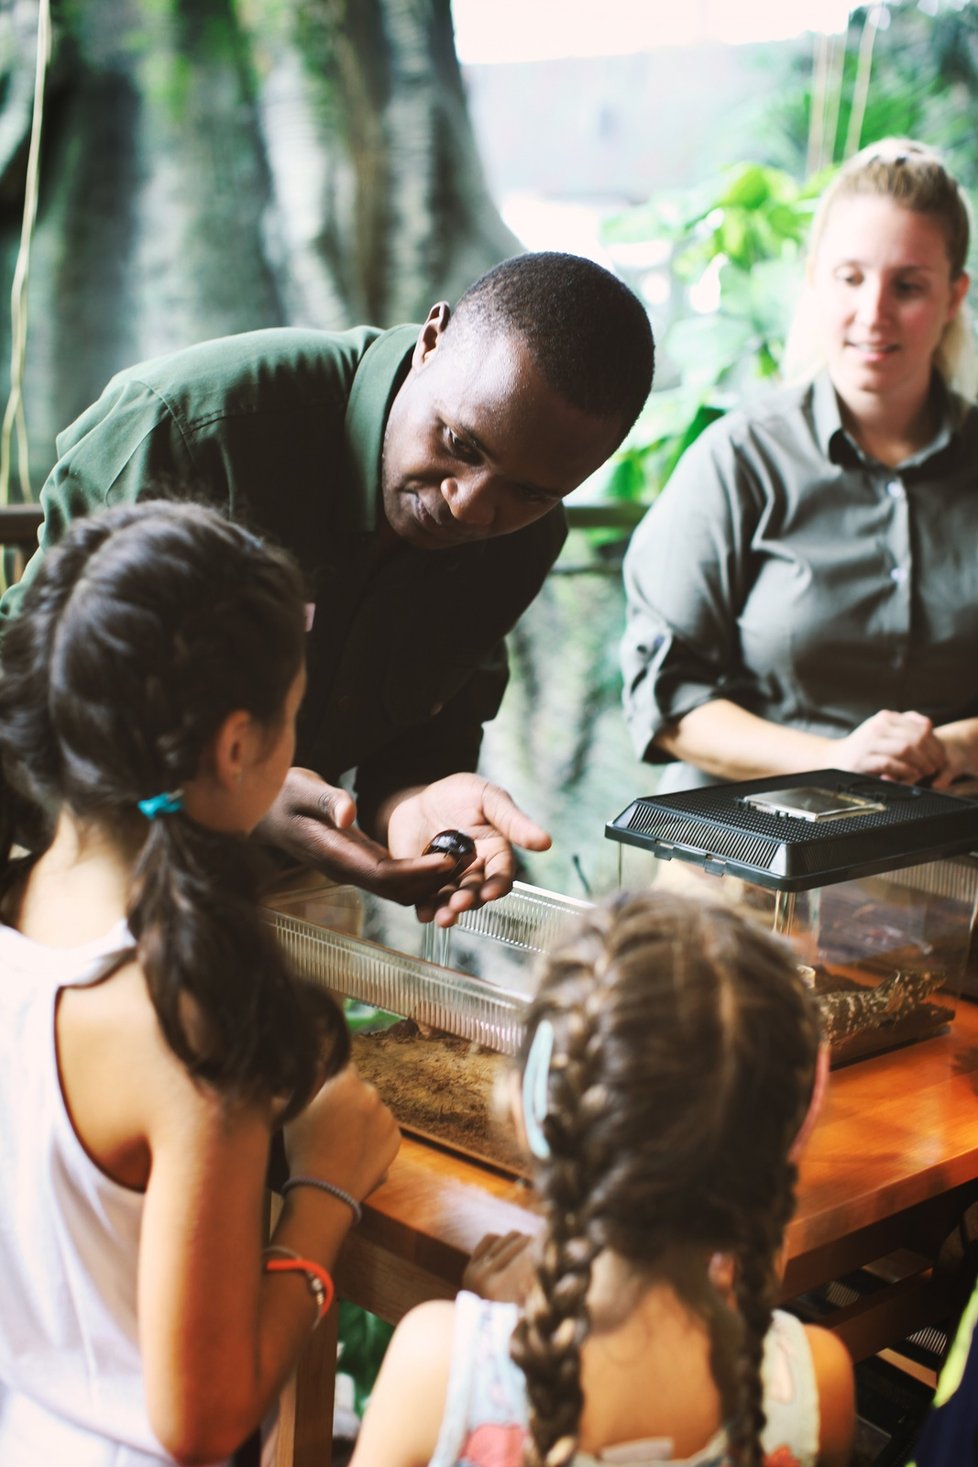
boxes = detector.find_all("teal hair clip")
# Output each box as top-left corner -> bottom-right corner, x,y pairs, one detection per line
522,1017 -> 555,1160
137,789 -> 185,820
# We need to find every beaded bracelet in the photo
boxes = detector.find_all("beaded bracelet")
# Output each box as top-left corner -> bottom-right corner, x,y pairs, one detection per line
262,1245 -> 335,1325
281,1175 -> 363,1226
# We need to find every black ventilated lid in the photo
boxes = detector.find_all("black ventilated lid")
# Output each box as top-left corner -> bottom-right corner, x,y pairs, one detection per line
605,769 -> 978,891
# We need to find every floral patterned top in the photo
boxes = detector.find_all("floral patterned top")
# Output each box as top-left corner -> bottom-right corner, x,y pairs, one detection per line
428,1292 -> 820,1467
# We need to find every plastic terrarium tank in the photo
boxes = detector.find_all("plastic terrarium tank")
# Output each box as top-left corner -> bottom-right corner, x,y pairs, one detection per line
607,770 -> 978,1065
264,880 -> 591,1172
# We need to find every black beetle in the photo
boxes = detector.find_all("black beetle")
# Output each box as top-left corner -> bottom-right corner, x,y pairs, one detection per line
423,829 -> 477,877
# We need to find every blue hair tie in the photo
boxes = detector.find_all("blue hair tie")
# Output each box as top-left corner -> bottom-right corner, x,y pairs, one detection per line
138,790 -> 185,820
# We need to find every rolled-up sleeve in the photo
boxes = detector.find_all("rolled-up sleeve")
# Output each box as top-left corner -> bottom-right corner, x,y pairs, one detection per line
620,418 -> 761,764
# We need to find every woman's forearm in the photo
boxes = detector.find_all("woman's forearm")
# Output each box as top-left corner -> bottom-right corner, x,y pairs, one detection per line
934,718 -> 978,782
658,701 -> 952,786
654,701 -> 839,783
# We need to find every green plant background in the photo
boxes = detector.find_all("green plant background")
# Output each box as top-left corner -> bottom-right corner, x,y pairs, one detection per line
595,0 -> 978,520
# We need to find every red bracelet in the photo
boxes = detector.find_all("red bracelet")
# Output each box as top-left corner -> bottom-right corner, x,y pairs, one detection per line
262,1247 -> 335,1324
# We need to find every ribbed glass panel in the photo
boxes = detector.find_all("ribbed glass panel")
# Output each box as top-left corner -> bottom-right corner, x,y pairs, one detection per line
453,882 -> 592,953
267,910 -> 530,1055
881,855 -> 978,901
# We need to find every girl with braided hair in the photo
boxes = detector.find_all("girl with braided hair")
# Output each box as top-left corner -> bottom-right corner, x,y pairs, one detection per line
0,500 -> 399,1465
351,889 -> 853,1467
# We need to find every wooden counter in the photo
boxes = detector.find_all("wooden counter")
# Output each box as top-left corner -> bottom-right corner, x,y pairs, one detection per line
337,994 -> 978,1360
280,989 -> 978,1466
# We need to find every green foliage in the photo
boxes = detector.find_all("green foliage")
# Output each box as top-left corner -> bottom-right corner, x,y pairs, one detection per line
846,1 -> 978,198
338,1301 -> 394,1416
601,162 -> 821,503
596,0 -> 978,512
763,2 -> 978,187
619,393 -> 728,497
344,1001 -> 399,1032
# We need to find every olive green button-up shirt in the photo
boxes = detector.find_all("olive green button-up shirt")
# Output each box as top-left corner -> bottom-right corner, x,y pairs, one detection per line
2,326 -> 566,823
622,371 -> 978,791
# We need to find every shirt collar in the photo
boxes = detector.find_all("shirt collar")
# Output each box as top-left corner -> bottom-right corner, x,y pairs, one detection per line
811,369 -> 846,460
813,367 -> 964,470
345,323 -> 420,533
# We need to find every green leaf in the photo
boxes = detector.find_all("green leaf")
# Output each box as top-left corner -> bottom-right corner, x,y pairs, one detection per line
718,211 -> 750,264
664,313 -> 755,386
338,1302 -> 394,1417
719,163 -> 782,210
603,452 -> 650,504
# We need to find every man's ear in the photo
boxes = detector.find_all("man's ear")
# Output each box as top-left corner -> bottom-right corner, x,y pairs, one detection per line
412,301 -> 452,368
210,708 -> 255,791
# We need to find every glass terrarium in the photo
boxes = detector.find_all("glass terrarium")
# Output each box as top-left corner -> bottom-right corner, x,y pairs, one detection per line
606,769 -> 978,1066
264,880 -> 591,1174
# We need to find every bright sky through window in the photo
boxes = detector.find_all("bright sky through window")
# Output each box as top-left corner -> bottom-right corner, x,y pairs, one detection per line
452,0 -> 855,63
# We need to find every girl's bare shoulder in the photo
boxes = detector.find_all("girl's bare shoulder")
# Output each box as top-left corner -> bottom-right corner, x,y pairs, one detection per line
57,957 -> 265,1189
803,1323 -> 855,1467
351,1301 -> 457,1467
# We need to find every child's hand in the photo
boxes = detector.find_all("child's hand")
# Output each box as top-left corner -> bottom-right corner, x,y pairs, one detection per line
463,1230 -> 540,1303
284,1064 -> 400,1203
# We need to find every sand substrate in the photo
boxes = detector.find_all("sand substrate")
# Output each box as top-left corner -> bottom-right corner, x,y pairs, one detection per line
351,1020 -> 527,1174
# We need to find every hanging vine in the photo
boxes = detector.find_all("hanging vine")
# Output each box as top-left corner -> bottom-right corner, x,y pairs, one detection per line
0,0 -> 51,515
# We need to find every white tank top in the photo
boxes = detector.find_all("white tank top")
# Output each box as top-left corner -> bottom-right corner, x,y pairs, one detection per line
0,917 -> 228,1466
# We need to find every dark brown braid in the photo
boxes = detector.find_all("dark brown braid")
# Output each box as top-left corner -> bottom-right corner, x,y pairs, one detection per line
510,890 -> 821,1467
727,1209 -> 791,1467
0,500 -> 348,1116
511,978 -> 606,1466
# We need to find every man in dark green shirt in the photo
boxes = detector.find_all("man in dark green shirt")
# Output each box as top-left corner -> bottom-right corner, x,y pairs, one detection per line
3,252 -> 655,923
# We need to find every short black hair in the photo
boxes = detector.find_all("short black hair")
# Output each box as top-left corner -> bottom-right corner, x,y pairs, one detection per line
452,251 -> 654,436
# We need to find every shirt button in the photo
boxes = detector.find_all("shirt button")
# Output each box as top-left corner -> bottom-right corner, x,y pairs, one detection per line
887,479 -> 904,498
890,566 -> 908,584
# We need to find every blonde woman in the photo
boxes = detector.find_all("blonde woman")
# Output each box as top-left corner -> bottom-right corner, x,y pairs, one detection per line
622,139 -> 978,793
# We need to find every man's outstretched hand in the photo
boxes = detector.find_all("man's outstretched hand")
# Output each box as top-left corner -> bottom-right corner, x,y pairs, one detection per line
254,768 -> 456,906
255,769 -> 551,924
384,773 -> 552,925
